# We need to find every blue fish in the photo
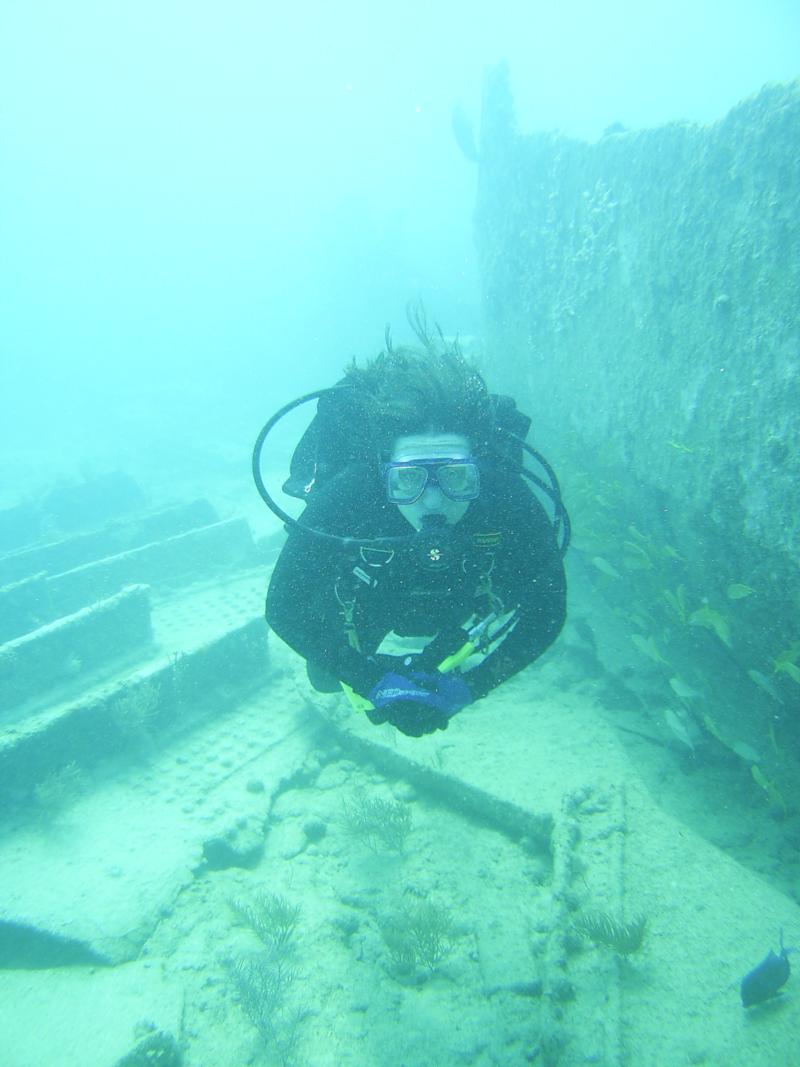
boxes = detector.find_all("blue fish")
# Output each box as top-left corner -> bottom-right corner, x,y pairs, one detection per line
740,929 -> 793,1007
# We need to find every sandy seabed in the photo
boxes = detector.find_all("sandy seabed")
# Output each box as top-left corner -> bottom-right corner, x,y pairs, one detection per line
1,631 -> 799,1067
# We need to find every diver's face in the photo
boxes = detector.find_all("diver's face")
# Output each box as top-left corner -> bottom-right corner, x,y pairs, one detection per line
390,433 -> 473,531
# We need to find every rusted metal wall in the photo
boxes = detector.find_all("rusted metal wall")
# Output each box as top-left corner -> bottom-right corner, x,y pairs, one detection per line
476,66 -> 800,808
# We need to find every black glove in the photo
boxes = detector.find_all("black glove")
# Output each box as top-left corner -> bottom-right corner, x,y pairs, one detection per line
366,699 -> 449,737
366,671 -> 472,737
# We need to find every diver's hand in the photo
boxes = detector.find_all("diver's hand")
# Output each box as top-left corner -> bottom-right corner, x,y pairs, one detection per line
366,699 -> 448,737
367,671 -> 472,736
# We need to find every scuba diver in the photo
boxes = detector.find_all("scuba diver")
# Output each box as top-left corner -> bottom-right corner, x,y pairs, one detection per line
256,316 -> 568,738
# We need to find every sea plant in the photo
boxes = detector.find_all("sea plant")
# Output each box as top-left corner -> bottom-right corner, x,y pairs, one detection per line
572,910 -> 647,956
33,760 -> 85,811
341,791 -> 412,853
112,679 -> 161,743
380,898 -> 456,975
230,891 -> 300,953
230,952 -> 302,1065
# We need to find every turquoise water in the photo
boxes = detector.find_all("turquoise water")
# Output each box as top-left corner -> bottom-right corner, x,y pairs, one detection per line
1,4 -> 799,1065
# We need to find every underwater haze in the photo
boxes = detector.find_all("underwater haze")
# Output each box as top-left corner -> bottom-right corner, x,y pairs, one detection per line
1,3 -> 800,1066
0,0 -> 797,506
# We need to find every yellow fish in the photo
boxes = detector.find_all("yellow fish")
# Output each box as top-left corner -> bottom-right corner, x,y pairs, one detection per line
669,676 -> 701,701
726,583 -> 754,600
772,643 -> 800,684
663,587 -> 688,625
747,669 -> 783,703
631,634 -> 667,665
592,556 -> 621,579
703,714 -> 725,745
689,605 -> 732,647
627,524 -> 650,544
750,765 -> 787,814
774,659 -> 800,686
662,545 -> 685,562
622,541 -> 653,570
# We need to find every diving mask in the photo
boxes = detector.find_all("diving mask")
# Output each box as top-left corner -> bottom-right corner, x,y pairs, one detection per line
383,458 -> 480,505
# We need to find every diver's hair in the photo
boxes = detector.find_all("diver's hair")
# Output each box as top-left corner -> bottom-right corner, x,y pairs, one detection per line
342,305 -> 494,457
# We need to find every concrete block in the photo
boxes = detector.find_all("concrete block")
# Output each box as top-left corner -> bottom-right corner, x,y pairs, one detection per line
0,584 -> 152,717
0,498 -> 218,586
47,517 -> 257,616
0,679 -> 308,967
0,616 -> 268,811
0,572 -> 52,642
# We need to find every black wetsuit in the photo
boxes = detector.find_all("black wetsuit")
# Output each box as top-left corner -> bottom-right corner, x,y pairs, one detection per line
266,461 -> 566,702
